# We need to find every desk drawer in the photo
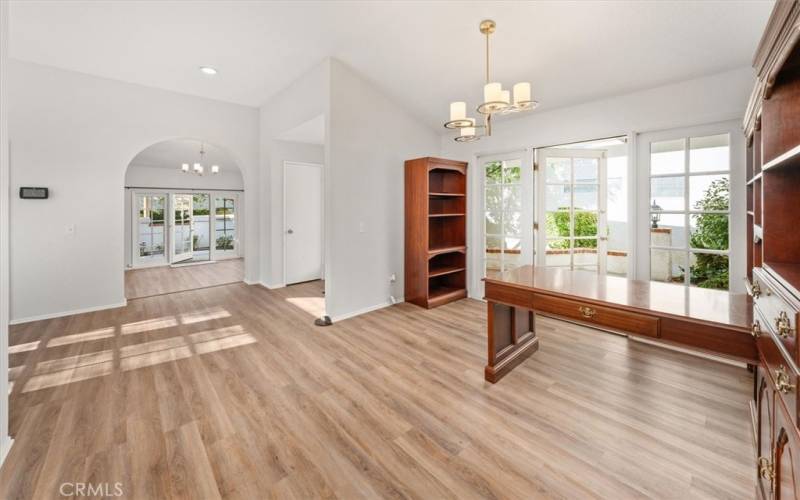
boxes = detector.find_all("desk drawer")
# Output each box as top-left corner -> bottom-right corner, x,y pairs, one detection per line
534,294 -> 660,338
754,268 -> 799,362
485,281 -> 534,309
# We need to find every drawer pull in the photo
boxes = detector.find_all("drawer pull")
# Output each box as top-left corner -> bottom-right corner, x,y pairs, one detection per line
747,279 -> 762,299
776,311 -> 794,339
578,306 -> 596,319
758,456 -> 775,480
775,366 -> 795,394
752,321 -> 761,338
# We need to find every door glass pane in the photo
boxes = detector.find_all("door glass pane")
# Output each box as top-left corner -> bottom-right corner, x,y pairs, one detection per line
690,174 -> 729,211
503,211 -> 522,237
137,195 -> 165,260
689,134 -> 729,173
651,213 -> 686,248
503,160 -> 521,183
650,249 -> 686,284
650,139 -> 685,175
690,214 -> 728,251
574,211 -> 598,237
545,157 -> 571,182
503,186 -> 522,213
215,196 -> 236,251
690,252 -> 729,290
574,158 -> 598,183
485,161 -> 502,184
545,211 -> 571,239
573,184 -> 598,211
650,176 -> 685,211
545,239 -> 570,266
545,184 -> 571,211
574,240 -> 598,266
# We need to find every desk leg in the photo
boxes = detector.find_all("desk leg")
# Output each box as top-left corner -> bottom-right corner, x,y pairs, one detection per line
485,301 -> 539,383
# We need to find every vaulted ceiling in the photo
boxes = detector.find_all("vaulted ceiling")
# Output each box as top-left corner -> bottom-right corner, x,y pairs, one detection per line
9,1 -> 774,130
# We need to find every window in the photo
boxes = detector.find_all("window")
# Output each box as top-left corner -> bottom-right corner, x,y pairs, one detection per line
484,158 -> 522,277
649,133 -> 730,290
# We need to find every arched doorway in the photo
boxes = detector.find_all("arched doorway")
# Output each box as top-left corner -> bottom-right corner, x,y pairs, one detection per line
123,139 -> 245,299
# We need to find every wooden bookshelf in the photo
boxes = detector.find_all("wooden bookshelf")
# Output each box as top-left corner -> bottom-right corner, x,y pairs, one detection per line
743,2 -> 800,497
405,157 -> 468,308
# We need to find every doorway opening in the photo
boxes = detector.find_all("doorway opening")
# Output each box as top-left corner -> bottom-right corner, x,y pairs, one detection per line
124,139 -> 245,299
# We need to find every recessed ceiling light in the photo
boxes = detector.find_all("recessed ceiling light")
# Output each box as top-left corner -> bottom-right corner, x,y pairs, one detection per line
199,66 -> 218,76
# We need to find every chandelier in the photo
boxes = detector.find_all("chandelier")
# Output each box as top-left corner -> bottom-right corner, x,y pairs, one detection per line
444,20 -> 538,142
180,142 -> 220,176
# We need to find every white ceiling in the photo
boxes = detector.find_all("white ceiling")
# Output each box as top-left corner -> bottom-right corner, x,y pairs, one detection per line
129,139 -> 237,170
9,1 -> 774,130
276,114 -> 325,145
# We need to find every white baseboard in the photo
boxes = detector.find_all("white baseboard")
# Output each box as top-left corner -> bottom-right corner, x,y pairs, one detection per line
243,278 -> 259,285
9,300 -> 127,325
0,437 -> 13,467
263,282 -> 285,289
330,301 -> 393,323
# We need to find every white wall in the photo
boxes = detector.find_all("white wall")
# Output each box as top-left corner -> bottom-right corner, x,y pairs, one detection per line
0,0 -> 13,465
440,67 -> 753,295
259,60 -> 330,288
123,164 -> 245,268
326,59 -> 440,320
9,61 -> 259,323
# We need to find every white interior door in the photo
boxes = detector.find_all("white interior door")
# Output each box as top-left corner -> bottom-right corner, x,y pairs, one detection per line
537,148 -> 607,273
284,162 -> 323,285
171,193 -> 193,263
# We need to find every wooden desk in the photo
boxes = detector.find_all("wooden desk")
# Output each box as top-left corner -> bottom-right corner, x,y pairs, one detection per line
484,266 -> 756,383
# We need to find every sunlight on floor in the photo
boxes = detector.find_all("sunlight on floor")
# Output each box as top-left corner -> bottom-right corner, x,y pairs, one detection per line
286,296 -> 326,318
14,305 -> 258,393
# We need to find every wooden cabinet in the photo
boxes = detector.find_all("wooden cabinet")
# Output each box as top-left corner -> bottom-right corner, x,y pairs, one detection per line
405,157 -> 468,308
746,2 -> 800,498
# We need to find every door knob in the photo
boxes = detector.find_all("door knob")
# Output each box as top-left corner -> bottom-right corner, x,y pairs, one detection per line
287,229 -> 294,234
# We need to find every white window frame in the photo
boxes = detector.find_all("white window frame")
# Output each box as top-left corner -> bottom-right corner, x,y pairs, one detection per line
636,120 -> 745,293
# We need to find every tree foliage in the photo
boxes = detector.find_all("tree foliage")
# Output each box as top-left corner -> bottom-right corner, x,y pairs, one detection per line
545,210 -> 598,249
688,177 -> 729,289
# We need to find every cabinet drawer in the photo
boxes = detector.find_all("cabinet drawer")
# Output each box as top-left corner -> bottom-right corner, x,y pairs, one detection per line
754,268 -> 799,362
533,294 -> 660,338
757,312 -> 799,428
485,281 -> 534,309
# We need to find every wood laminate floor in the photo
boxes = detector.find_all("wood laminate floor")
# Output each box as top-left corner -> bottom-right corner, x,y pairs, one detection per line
125,258 -> 244,299
2,281 -> 756,499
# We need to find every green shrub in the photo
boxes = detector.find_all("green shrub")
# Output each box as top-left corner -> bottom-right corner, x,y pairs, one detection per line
545,210 -> 599,248
688,177 -> 729,290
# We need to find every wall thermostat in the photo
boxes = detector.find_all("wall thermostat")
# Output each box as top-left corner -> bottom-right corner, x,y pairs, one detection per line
19,187 -> 49,199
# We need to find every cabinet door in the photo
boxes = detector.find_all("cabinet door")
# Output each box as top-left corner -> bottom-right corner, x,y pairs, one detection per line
775,405 -> 800,499
757,365 -> 775,497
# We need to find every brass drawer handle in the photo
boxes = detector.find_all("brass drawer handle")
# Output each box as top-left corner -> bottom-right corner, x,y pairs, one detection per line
579,306 -> 596,319
758,456 -> 774,480
776,311 -> 794,339
775,366 -> 796,394
749,279 -> 762,299
752,321 -> 761,338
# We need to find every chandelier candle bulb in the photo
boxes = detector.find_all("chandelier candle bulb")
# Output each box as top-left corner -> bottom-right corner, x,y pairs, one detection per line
193,163 -> 201,171
181,163 -> 189,173
484,83 -> 502,104
211,165 -> 220,174
450,102 -> 466,121
513,82 -> 531,104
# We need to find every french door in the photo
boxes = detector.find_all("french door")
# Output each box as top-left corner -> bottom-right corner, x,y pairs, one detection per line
171,194 -> 193,263
134,193 -> 167,267
537,148 -> 607,273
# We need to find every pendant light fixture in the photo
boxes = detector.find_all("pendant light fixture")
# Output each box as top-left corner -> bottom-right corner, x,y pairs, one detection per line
180,142 -> 220,176
444,20 -> 538,142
